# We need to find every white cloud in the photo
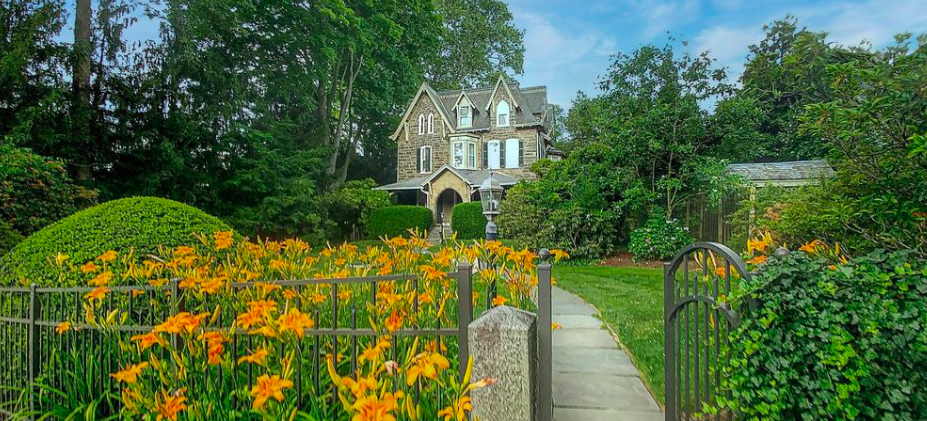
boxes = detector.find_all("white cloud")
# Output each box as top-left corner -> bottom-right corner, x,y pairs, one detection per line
512,9 -> 617,106
689,0 -> 927,83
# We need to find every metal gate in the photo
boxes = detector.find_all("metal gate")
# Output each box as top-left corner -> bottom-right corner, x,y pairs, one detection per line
664,242 -> 749,421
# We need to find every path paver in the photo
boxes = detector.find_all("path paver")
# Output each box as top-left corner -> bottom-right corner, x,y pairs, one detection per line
552,286 -> 663,421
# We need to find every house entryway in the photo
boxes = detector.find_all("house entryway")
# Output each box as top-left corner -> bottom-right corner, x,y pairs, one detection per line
429,188 -> 463,243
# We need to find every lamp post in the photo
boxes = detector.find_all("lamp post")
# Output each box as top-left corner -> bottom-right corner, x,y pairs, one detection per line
478,172 -> 503,241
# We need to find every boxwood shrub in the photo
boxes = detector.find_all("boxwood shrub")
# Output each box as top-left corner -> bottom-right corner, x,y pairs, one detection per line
0,197 -> 231,284
0,221 -> 23,257
725,250 -> 927,420
367,206 -> 433,239
451,202 -> 485,240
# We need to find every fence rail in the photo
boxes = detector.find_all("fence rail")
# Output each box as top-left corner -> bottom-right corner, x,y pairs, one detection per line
1,261 -> 553,421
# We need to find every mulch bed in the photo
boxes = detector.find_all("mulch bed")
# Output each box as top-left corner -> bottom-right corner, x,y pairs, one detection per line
600,251 -> 666,268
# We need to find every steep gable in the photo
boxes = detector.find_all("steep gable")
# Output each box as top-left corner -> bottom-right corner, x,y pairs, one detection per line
391,83 -> 455,140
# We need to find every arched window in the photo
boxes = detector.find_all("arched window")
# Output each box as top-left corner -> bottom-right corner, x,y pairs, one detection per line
496,100 -> 510,127
418,114 -> 425,135
428,113 -> 435,134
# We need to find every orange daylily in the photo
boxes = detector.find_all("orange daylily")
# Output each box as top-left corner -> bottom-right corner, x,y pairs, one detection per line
238,346 -> 270,365
84,286 -> 109,302
250,374 -> 293,409
111,362 -> 149,384
96,250 -> 118,262
155,389 -> 187,421
55,321 -> 72,334
276,308 -> 315,338
131,332 -> 166,350
406,352 -> 450,386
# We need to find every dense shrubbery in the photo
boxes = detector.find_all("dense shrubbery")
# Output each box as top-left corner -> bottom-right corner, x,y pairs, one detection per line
0,197 -> 231,284
322,179 -> 391,241
0,144 -> 96,236
0,221 -> 23,257
726,246 -> 927,420
367,206 -> 433,239
498,147 -> 627,259
451,202 -> 485,240
628,213 -> 693,261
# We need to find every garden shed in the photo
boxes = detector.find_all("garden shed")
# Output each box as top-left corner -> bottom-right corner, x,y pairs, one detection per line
687,159 -> 835,246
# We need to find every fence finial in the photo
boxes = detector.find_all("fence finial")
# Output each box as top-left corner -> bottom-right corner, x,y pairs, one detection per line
774,247 -> 790,259
538,248 -> 550,262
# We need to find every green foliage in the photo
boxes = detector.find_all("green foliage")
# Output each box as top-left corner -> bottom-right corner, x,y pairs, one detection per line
726,250 -> 927,420
0,220 -> 24,257
323,179 -> 392,242
498,146 -> 628,258
0,144 -> 97,236
450,202 -> 485,240
0,197 -> 231,284
367,206 -> 433,239
628,213 -> 693,261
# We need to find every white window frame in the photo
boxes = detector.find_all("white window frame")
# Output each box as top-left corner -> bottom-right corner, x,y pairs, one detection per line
505,138 -> 519,169
451,139 -> 476,169
487,140 -> 502,169
458,105 -> 472,128
496,100 -> 510,127
418,114 -> 425,135
419,146 -> 432,174
427,113 -> 435,134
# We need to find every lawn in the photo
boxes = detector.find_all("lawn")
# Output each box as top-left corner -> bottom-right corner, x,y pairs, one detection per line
553,264 -> 666,405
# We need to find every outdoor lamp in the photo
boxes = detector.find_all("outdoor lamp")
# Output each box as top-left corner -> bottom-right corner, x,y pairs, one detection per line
478,172 -> 503,241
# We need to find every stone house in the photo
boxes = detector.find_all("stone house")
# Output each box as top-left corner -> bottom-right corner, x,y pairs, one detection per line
377,76 -> 555,228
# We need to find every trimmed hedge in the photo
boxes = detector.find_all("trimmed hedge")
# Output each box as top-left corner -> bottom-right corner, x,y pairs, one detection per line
0,221 -> 23,257
0,197 -> 231,284
451,202 -> 485,240
367,206 -> 433,239
726,250 -> 927,420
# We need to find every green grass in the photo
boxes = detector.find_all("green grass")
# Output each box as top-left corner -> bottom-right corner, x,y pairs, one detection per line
553,265 -> 666,405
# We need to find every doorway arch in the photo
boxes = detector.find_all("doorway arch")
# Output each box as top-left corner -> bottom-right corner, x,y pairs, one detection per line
435,188 -> 464,226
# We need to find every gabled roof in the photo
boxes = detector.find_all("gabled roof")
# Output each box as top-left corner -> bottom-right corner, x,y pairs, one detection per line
376,166 -> 522,191
390,83 -> 455,140
434,83 -> 548,132
484,75 -> 520,111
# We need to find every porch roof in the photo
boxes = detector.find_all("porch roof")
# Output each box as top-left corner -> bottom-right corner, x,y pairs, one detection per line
727,159 -> 834,187
376,167 -> 522,192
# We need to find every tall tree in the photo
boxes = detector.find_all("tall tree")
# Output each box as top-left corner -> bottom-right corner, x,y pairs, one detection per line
427,0 -> 525,90
72,0 -> 92,181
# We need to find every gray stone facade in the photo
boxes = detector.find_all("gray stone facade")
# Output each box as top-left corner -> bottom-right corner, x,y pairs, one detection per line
394,76 -> 551,183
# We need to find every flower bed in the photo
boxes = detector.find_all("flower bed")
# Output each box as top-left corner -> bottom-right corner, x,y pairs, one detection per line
2,232 -> 566,420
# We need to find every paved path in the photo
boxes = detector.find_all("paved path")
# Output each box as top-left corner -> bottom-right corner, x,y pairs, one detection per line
552,286 -> 663,421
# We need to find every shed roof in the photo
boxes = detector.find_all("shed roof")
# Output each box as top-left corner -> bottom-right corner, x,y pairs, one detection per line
728,160 -> 834,186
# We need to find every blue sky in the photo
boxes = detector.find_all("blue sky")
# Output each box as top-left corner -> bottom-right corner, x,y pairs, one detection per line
67,0 -> 927,109
505,0 -> 927,107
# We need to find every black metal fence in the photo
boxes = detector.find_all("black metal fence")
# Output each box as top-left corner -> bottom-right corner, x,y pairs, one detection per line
0,262 -> 554,421
664,242 -> 750,421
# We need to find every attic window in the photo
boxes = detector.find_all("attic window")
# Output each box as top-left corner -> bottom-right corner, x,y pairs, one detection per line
418,114 -> 425,135
458,106 -> 471,128
496,100 -> 510,127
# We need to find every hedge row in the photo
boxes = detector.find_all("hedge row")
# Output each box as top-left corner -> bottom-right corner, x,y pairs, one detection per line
0,197 -> 232,284
367,206 -> 433,239
451,202 -> 485,240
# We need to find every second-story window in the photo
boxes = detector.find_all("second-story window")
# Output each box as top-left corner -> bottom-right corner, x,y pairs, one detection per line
496,100 -> 510,127
458,106 -> 471,128
418,146 -> 432,173
418,114 -> 425,135
428,113 -> 435,134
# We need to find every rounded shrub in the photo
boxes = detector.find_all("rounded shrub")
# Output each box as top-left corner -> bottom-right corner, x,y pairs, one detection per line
0,197 -> 231,284
367,206 -> 433,239
451,202 -> 485,240
628,214 -> 693,261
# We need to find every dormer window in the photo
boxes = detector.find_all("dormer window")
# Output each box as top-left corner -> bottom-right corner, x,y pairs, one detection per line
427,113 -> 435,134
496,100 -> 510,127
418,114 -> 425,135
458,105 -> 471,128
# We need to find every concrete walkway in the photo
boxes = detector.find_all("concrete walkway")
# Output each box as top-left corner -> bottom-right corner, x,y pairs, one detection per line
552,286 -> 663,421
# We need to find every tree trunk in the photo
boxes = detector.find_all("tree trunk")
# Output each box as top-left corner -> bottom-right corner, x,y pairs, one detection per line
73,0 -> 93,181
